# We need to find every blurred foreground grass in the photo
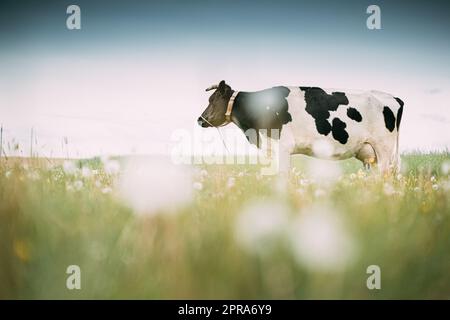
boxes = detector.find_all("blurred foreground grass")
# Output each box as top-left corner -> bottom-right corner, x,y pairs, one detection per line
0,152 -> 449,299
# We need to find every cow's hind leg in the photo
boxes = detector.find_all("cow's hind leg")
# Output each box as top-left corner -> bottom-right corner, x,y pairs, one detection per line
356,143 -> 377,170
371,142 -> 397,175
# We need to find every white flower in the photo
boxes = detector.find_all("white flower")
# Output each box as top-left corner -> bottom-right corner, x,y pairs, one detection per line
314,188 -> 326,198
430,176 -> 436,182
73,180 -> 83,190
193,182 -> 203,191
101,187 -> 112,194
63,160 -> 77,175
104,160 -> 120,175
27,171 -> 40,181
432,184 -> 439,191
299,179 -> 309,186
5,170 -> 12,178
383,183 -> 395,196
234,200 -> 290,255
227,177 -> 235,188
118,158 -> 193,215
306,159 -> 342,186
289,205 -> 356,272
441,161 -> 450,175
81,167 -> 92,178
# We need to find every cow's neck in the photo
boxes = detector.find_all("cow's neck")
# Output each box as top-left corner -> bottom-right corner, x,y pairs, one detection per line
229,86 -> 292,147
230,87 -> 292,131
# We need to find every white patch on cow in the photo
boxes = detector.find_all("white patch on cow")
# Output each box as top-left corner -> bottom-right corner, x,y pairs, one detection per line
279,87 -> 402,173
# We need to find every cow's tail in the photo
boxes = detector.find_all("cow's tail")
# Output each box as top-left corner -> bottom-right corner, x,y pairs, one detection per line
392,97 -> 404,172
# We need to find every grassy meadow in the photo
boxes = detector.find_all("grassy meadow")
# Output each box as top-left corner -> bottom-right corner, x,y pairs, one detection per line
0,152 -> 449,299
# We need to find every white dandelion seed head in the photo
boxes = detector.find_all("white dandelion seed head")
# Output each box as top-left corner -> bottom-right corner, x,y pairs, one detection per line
118,157 -> 193,215
101,187 -> 112,194
63,160 -> 77,175
314,188 -> 326,198
289,204 -> 356,272
441,161 -> 450,176
81,167 -> 92,178
234,200 -> 290,255
227,176 -> 235,189
383,183 -> 395,196
73,180 -> 83,190
193,181 -> 203,191
27,171 -> 40,181
104,159 -> 120,175
306,158 -> 342,186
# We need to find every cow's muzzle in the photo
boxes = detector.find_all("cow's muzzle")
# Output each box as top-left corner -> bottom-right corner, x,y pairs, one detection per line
197,117 -> 209,128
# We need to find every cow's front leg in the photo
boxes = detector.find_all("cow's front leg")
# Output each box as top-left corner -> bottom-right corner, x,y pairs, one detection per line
278,146 -> 291,177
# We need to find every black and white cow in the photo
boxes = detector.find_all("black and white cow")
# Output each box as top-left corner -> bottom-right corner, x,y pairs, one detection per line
198,80 -> 404,174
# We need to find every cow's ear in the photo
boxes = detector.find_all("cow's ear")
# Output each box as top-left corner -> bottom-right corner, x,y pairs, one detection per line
218,80 -> 226,91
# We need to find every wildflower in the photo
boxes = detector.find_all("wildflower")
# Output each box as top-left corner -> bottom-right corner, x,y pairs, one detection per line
63,160 -> 77,175
235,200 -> 289,255
27,171 -> 40,181
441,161 -> 450,175
314,188 -> 326,198
101,187 -> 112,194
73,180 -> 83,190
193,182 -> 203,191
383,183 -> 395,196
227,177 -> 235,188
289,205 -> 356,272
299,179 -> 309,187
104,160 -> 120,175
118,158 -> 192,215
432,184 -> 439,191
81,167 -> 92,178
14,240 -> 30,262
430,176 -> 437,182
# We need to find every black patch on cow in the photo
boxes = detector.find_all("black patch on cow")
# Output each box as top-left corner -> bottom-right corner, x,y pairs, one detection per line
232,86 -> 291,147
331,118 -> 349,144
383,106 -> 396,132
395,97 -> 404,130
346,107 -> 362,122
300,87 -> 349,140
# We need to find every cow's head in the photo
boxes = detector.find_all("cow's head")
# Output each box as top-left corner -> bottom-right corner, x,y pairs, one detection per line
197,80 -> 233,127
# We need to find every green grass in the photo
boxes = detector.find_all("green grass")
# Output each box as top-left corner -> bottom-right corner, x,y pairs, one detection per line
0,153 -> 449,299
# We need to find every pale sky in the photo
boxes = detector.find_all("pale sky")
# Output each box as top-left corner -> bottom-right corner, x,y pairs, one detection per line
1,0 -> 449,158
